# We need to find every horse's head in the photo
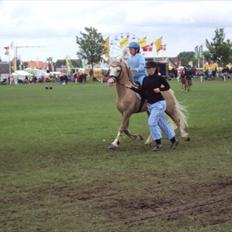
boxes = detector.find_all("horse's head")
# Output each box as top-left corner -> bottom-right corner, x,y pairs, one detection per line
109,58 -> 131,83
109,60 -> 122,81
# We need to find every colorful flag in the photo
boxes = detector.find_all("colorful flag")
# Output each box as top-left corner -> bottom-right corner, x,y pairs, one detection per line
139,37 -> 147,48
103,37 -> 110,58
10,42 -> 14,49
188,61 -> 193,67
154,37 -> 162,53
161,44 -> 167,51
142,43 -> 153,52
4,46 -> 10,55
119,36 -> 129,48
11,57 -> 17,71
65,56 -> 73,74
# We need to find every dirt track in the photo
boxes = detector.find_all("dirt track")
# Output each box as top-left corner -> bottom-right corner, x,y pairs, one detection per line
95,177 -> 232,228
1,176 -> 232,230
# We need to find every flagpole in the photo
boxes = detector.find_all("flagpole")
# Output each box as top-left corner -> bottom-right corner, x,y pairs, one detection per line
14,45 -> 17,71
8,60 -> 11,81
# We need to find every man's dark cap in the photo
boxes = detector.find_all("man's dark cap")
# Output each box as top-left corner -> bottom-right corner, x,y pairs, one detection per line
145,61 -> 158,68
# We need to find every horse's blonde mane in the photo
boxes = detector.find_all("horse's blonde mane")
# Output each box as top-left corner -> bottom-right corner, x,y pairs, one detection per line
110,58 -> 125,66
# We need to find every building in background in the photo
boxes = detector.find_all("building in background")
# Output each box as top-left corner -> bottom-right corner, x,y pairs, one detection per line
0,61 -> 11,82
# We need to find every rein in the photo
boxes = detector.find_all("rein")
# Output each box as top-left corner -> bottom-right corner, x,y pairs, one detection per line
110,76 -> 131,88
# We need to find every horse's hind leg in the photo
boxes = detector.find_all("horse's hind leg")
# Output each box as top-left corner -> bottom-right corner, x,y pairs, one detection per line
184,83 -> 188,91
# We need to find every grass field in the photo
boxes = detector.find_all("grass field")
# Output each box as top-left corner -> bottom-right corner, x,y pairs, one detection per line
0,80 -> 232,232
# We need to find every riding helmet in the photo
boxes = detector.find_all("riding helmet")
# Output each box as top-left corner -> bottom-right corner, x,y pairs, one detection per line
128,42 -> 140,53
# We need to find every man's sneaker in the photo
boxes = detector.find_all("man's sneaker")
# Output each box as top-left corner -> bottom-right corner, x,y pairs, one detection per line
170,140 -> 179,150
152,144 -> 162,152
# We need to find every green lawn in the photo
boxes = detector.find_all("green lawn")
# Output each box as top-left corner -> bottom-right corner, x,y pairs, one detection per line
0,80 -> 232,232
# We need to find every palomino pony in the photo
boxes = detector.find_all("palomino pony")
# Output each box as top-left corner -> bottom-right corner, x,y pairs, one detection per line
108,58 -> 190,149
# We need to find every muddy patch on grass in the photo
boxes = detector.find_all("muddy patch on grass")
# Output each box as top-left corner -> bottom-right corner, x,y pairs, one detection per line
27,177 -> 232,228
1,177 -> 232,229
98,177 -> 232,228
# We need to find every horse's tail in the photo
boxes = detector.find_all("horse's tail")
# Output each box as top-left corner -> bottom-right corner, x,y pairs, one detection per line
172,89 -> 188,127
163,89 -> 189,139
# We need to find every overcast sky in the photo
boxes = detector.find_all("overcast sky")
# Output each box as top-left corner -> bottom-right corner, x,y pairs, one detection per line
1,0 -> 232,61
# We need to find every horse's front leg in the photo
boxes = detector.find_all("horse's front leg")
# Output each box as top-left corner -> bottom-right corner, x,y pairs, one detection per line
109,131 -> 122,149
109,112 -> 130,149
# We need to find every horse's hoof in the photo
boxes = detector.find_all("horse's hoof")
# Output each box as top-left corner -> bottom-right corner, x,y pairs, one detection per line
185,137 -> 190,141
145,142 -> 153,147
108,143 -> 119,150
133,135 -> 143,141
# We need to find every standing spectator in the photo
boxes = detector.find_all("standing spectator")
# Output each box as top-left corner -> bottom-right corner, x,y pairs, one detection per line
63,74 -> 68,85
74,72 -> 79,84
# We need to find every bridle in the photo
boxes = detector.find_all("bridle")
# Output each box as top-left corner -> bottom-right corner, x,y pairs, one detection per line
109,62 -> 132,88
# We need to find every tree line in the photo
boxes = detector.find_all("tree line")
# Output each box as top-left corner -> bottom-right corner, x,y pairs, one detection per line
178,28 -> 232,67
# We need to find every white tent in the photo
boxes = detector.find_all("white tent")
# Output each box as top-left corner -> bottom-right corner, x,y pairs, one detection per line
12,70 -> 32,80
25,68 -> 49,78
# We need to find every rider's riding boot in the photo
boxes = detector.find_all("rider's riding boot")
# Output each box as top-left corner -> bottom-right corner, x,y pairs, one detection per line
152,139 -> 162,152
170,137 -> 179,150
152,143 -> 162,152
